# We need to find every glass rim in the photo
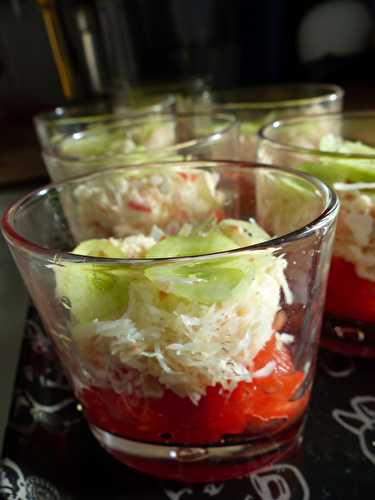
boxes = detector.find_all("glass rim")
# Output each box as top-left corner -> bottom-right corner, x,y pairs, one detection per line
112,74 -> 209,90
43,112 -> 239,163
213,83 -> 344,111
2,160 -> 339,265
259,110 -> 375,159
33,94 -> 176,127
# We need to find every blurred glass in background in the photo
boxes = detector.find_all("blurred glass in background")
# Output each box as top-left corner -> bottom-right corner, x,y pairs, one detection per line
0,1 -> 374,121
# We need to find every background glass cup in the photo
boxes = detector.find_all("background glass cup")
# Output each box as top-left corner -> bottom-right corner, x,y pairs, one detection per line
258,111 -> 375,358
2,161 -> 338,483
205,83 -> 344,161
34,95 -> 175,150
42,112 -> 239,182
112,76 -> 211,114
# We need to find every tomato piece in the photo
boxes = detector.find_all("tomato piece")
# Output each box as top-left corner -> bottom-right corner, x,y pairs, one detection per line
215,208 -> 225,222
253,335 -> 277,370
81,334 -> 306,445
178,172 -> 198,182
253,332 -> 293,374
326,257 -> 375,322
127,200 -> 151,213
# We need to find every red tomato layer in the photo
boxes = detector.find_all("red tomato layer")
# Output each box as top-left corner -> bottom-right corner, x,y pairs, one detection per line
326,257 -> 375,323
81,334 -> 307,445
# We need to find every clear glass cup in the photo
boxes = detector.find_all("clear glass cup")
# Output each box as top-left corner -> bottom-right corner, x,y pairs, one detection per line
113,76 -> 211,113
34,95 -> 175,150
258,111 -> 375,358
2,161 -> 338,483
206,84 -> 344,161
42,112 -> 239,182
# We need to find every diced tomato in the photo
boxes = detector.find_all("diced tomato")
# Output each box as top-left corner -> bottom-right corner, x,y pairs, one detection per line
252,334 -> 277,371
253,331 -> 292,374
127,200 -> 151,213
178,172 -> 198,182
326,257 -> 375,322
215,208 -> 225,222
81,334 -> 306,446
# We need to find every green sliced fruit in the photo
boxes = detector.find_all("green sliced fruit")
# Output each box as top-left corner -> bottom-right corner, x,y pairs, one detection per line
298,137 -> 375,186
145,220 -> 274,304
219,219 -> 270,246
145,259 -> 245,304
240,121 -> 262,135
240,112 -> 277,136
259,171 -> 317,203
146,232 -> 237,258
61,128 -> 134,158
320,136 -> 375,156
298,159 -> 375,186
56,239 -> 130,324
145,247 -> 273,305
72,239 -> 127,258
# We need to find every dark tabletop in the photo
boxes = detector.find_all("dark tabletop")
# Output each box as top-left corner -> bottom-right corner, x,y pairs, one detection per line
1,307 -> 374,500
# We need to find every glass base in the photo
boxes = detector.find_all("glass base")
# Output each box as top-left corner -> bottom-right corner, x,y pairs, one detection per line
321,313 -> 375,358
90,417 -> 305,483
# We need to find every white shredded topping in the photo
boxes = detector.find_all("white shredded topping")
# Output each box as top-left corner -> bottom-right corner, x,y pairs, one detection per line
334,189 -> 375,281
253,361 -> 276,378
321,134 -> 375,156
149,225 -> 166,242
109,235 -> 156,258
334,182 -> 375,191
71,169 -> 223,240
320,133 -> 344,153
318,135 -> 375,281
276,332 -> 295,345
73,234 -> 293,404
64,170 -> 295,404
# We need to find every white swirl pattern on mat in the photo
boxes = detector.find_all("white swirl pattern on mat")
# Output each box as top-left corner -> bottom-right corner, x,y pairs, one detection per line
333,395 -> 375,466
0,458 -> 60,500
164,463 -> 310,500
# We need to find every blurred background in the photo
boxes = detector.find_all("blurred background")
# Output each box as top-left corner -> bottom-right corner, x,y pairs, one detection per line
1,0 -> 375,183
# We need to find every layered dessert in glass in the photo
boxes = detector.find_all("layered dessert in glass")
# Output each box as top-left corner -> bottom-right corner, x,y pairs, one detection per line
207,84 -> 343,160
2,161 -> 338,482
113,76 -> 211,114
258,111 -> 375,357
34,95 -> 175,150
42,112 -> 239,182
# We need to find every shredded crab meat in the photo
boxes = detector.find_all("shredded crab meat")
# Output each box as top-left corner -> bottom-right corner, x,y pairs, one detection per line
276,332 -> 295,345
72,169 -> 222,240
63,168 -> 295,403
109,235 -> 156,258
334,189 -> 375,281
253,361 -> 276,378
317,135 -> 375,282
73,227 -> 293,404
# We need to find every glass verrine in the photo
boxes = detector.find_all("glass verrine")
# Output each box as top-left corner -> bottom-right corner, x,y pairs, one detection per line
258,111 -> 375,358
2,161 -> 338,483
42,112 -> 239,182
113,76 -> 211,113
34,95 -> 175,150
208,84 -> 343,161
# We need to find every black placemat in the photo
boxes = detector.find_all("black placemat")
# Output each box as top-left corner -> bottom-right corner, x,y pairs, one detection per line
1,307 -> 374,500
